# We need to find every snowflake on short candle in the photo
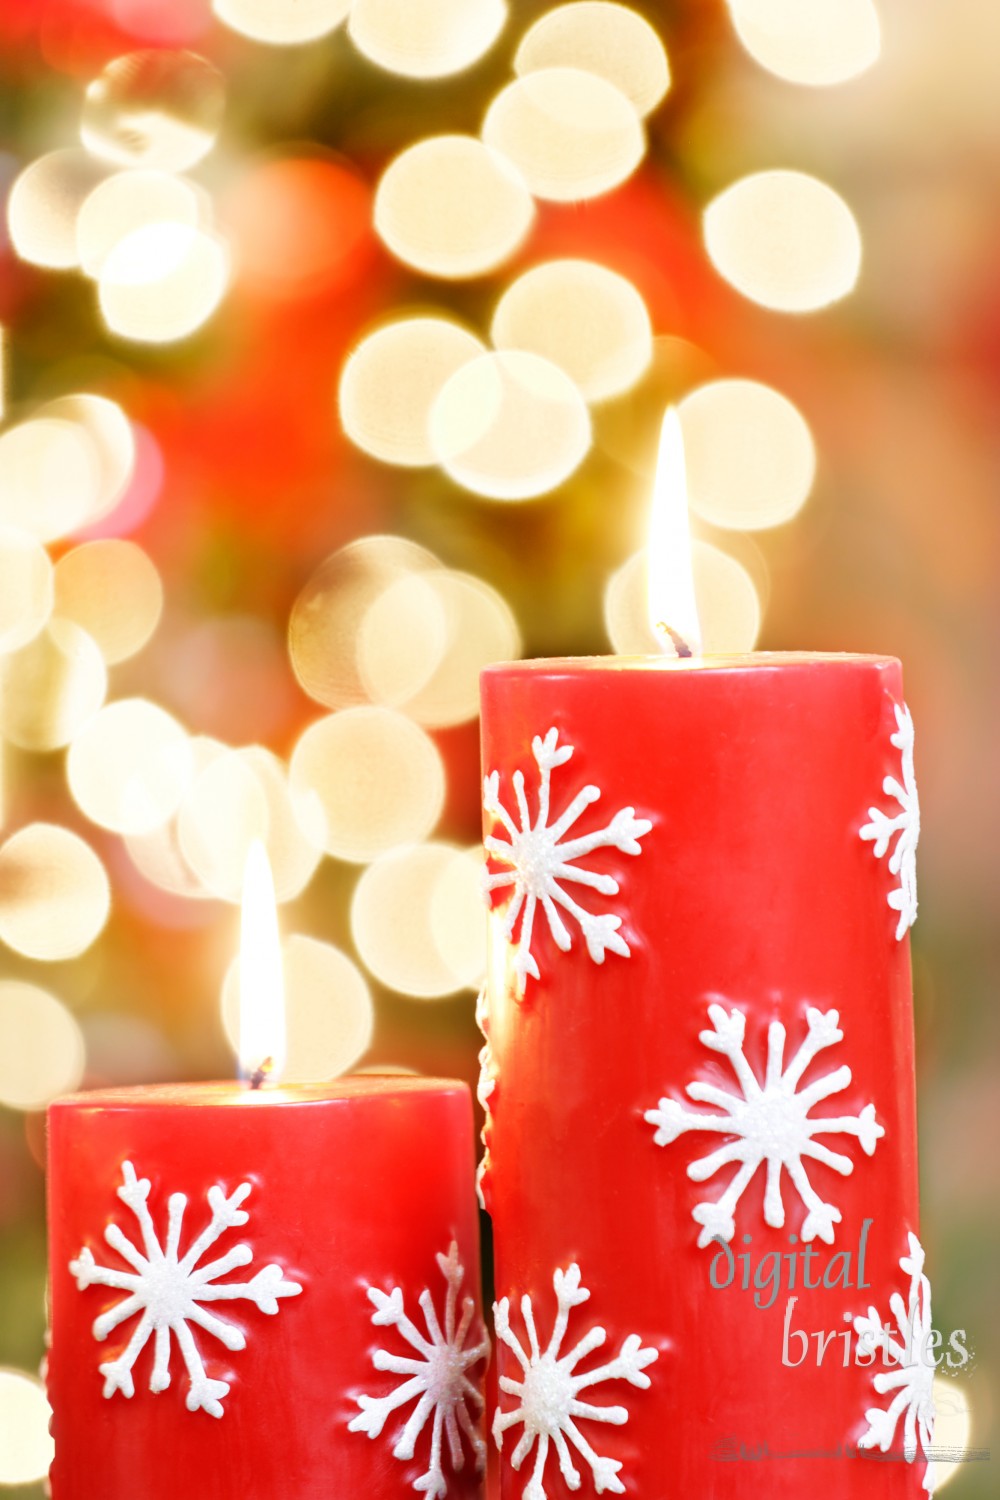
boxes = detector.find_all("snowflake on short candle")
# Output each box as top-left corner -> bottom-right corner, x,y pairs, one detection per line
349,1242 -> 489,1499
860,701 -> 920,940
483,727 -> 651,994
493,1262 -> 658,1499
69,1160 -> 302,1418
644,1002 -> 884,1248
853,1232 -> 937,1493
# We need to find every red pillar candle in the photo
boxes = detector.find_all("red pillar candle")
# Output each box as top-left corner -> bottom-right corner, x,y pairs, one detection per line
479,654 -> 934,1499
47,1077 -> 488,1500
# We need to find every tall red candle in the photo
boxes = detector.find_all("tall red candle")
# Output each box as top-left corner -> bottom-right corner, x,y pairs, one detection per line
47,1077 -> 488,1500
479,654 -> 934,1499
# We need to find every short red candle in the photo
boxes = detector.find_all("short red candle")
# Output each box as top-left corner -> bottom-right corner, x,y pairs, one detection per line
48,1077 -> 487,1500
479,654 -> 929,1499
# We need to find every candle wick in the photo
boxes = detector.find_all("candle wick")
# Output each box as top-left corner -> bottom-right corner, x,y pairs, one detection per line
249,1058 -> 273,1091
656,621 -> 694,659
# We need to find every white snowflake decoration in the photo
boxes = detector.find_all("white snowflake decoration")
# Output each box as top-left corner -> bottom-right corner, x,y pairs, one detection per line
349,1242 -> 489,1499
483,727 -> 651,994
475,986 -> 496,1211
69,1160 -> 302,1418
860,701 -> 920,940
854,1232 -> 937,1493
493,1262 -> 658,1499
644,1002 -> 884,1247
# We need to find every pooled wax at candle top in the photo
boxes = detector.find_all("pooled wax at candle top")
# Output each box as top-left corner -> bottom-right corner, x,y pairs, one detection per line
482,649 -> 898,673
53,1074 -> 465,1108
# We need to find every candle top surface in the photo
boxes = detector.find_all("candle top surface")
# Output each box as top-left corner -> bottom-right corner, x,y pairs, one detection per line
482,650 -> 898,678
50,1075 -> 468,1110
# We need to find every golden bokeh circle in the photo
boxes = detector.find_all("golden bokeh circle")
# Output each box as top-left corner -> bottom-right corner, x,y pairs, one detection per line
240,747 -> 324,902
349,0 -> 507,78
430,350 -> 592,500
222,935 -> 373,1081
0,527 -> 53,655
356,572 -> 449,711
81,50 -> 225,171
54,540 -> 163,665
351,843 -> 470,997
0,823 -> 110,962
375,135 -> 535,279
6,150 -> 107,270
482,67 -> 645,202
68,698 -> 193,836
931,1374 -> 972,1492
125,819 -> 210,902
123,735 -> 226,900
0,1370 -> 54,1484
214,0 -> 351,45
0,981 -> 85,1110
704,170 -> 862,313
172,745 -> 320,905
178,750 -> 270,902
729,0 -> 880,88
492,258 -> 653,402
339,317 -> 486,467
288,536 -> 439,710
289,707 -> 445,862
679,379 -> 816,531
0,418 -> 102,543
360,568 -> 521,727
39,395 -> 136,531
604,541 -> 762,655
98,224 -> 230,344
429,845 -> 487,989
515,2 -> 670,117
76,170 -> 209,279
0,620 -> 107,752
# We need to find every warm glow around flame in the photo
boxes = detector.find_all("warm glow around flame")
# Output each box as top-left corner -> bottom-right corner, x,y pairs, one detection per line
239,838 -> 286,1085
647,407 -> 702,656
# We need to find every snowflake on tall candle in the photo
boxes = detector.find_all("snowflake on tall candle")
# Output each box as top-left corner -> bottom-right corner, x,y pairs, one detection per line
483,727 -> 651,994
853,1232 -> 937,1494
69,1160 -> 302,1418
860,701 -> 920,940
349,1242 -> 489,1499
493,1262 -> 658,1499
644,1002 -> 884,1248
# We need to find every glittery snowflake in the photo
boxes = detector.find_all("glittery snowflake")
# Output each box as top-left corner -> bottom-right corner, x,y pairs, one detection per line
854,1232 -> 937,1493
483,727 -> 651,994
644,1002 -> 884,1248
493,1262 -> 658,1499
69,1160 -> 302,1418
860,701 -> 920,940
349,1242 -> 489,1499
475,986 -> 496,1211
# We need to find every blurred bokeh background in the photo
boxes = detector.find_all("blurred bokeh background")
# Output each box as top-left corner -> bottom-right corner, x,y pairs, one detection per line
0,0 -> 996,1492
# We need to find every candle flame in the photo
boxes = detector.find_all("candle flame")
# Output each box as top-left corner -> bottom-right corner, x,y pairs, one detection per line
239,839 -> 286,1087
647,407 -> 702,656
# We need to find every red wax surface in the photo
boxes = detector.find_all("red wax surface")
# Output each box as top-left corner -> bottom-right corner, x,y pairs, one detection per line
48,1077 -> 485,1500
480,655 -> 924,1499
